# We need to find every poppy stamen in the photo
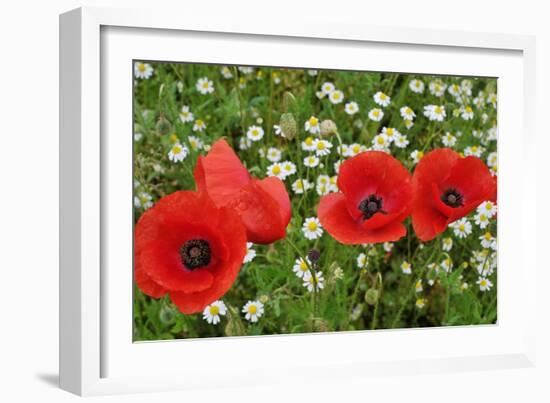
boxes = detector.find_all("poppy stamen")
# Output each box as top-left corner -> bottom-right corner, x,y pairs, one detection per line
180,239 -> 211,269
358,195 -> 385,220
441,188 -> 464,208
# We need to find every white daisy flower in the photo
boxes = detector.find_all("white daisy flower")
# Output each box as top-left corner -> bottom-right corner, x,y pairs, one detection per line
401,261 -> 412,275
383,242 -> 394,253
333,160 -> 342,174
266,147 -> 282,162
313,138 -> 333,156
461,79 -> 473,96
168,143 -> 189,162
460,105 -> 474,120
179,105 -> 194,123
292,178 -> 313,194
474,212 -> 491,229
134,62 -> 154,79
134,132 -> 143,142
487,152 -> 498,168
238,66 -> 254,75
302,217 -> 323,240
247,125 -> 264,142
273,124 -> 282,136
345,101 -> 359,115
316,182 -> 330,196
464,145 -> 484,157
305,116 -> 321,134
400,106 -> 416,121
404,119 -> 414,130
187,135 -> 203,151
293,257 -> 311,278
486,93 -> 497,108
302,136 -> 316,151
477,201 -> 497,218
372,133 -> 390,150
450,218 -> 472,238
476,277 -> 493,292
304,155 -> 320,168
220,66 -> 233,79
442,237 -> 453,252
409,79 -> 425,93
448,83 -> 462,97
193,119 -> 206,132
368,108 -> 384,122
134,192 -> 153,210
440,257 -> 453,273
239,136 -> 252,150
266,162 -> 285,180
202,300 -> 227,325
317,174 -> 330,187
329,176 -> 338,192
321,82 -> 335,95
480,232 -> 497,250
429,80 -> 447,97
329,90 -> 344,104
307,69 -> 318,76
346,143 -> 365,157
423,105 -> 446,121
356,253 -> 368,269
394,133 -> 410,149
242,300 -> 264,323
281,161 -> 297,177
303,271 -> 325,292
243,242 -> 257,263
381,127 -> 400,143
415,298 -> 427,309
415,280 -> 423,293
374,91 -> 391,107
442,132 -> 457,147
196,77 -> 214,94
410,150 -> 424,164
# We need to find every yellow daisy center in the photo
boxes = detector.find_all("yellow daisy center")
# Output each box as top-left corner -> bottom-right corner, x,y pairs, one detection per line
172,145 -> 182,154
307,221 -> 318,231
317,142 -> 326,150
435,106 -> 443,114
484,232 -> 492,241
309,117 -> 318,126
209,305 -> 220,315
305,137 -> 313,146
248,305 -> 257,314
137,63 -> 146,72
272,165 -> 281,174
373,110 -> 380,117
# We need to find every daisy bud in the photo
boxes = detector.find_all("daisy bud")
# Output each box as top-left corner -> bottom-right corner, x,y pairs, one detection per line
155,115 -> 171,136
364,288 -> 379,306
279,113 -> 297,140
282,91 -> 297,112
320,119 -> 338,137
259,295 -> 270,304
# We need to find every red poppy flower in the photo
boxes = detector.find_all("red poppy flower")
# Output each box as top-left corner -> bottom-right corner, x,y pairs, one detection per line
318,151 -> 413,244
134,191 -> 247,314
194,139 -> 291,244
411,148 -> 497,241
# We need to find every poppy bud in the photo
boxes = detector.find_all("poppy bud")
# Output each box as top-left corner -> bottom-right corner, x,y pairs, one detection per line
279,113 -> 297,140
320,119 -> 338,137
312,318 -> 331,332
159,305 -> 176,325
282,91 -> 297,112
307,248 -> 321,264
155,115 -> 171,136
224,307 -> 246,337
364,288 -> 379,305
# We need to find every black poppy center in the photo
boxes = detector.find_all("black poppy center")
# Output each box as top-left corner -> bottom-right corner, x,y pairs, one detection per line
441,188 -> 464,208
180,239 -> 211,270
358,194 -> 385,220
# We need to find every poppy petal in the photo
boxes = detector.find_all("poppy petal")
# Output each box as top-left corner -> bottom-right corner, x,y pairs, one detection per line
194,139 -> 251,205
318,192 -> 407,244
255,176 -> 292,227
135,262 -> 167,298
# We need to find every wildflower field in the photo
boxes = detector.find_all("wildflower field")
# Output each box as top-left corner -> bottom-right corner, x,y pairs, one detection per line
133,61 -> 498,341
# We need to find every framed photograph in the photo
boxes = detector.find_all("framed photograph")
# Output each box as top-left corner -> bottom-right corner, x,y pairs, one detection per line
60,6 -> 537,396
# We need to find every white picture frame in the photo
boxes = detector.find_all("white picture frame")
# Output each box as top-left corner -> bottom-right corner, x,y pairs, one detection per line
59,6 -> 537,396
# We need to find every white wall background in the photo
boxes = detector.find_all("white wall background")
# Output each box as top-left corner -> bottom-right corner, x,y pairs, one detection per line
0,0 -> 548,401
